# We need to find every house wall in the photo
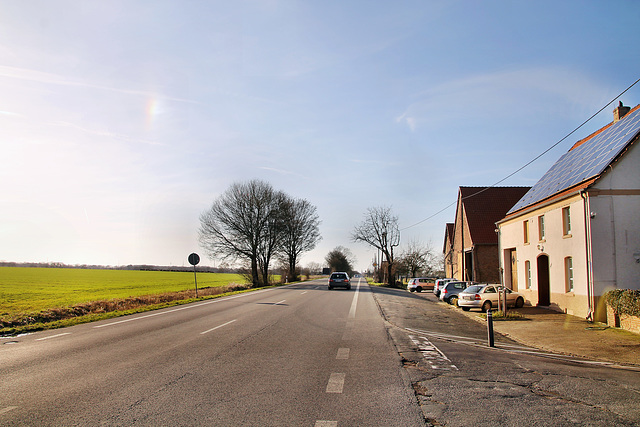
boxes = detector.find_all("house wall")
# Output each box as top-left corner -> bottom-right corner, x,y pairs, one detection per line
452,200 -> 472,281
475,245 -> 500,283
498,194 -> 590,318
588,141 -> 640,298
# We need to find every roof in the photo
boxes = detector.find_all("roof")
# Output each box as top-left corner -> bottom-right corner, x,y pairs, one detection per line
458,186 -> 531,245
508,104 -> 640,214
443,223 -> 454,253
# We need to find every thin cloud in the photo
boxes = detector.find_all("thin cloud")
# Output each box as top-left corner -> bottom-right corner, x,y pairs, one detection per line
0,65 -> 197,105
49,121 -> 165,146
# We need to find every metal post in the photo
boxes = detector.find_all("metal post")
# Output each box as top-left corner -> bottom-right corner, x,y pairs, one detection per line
193,264 -> 198,298
487,310 -> 494,347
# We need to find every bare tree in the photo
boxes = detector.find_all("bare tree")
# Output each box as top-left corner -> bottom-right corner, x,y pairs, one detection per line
279,198 -> 322,281
351,206 -> 400,285
199,179 -> 283,287
400,239 -> 436,278
325,246 -> 356,273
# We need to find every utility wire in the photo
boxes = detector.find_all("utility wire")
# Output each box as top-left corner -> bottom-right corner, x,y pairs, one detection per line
400,77 -> 640,232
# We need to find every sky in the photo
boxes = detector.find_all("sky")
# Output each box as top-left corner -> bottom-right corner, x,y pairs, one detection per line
1,1 -> 640,272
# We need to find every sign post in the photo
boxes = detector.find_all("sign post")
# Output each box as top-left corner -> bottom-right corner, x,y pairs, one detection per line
188,253 -> 200,297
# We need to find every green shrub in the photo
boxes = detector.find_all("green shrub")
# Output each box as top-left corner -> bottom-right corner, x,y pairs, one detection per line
604,289 -> 640,317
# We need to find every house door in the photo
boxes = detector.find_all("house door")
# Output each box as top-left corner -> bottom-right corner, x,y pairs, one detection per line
510,249 -> 518,291
537,254 -> 550,306
464,251 -> 473,281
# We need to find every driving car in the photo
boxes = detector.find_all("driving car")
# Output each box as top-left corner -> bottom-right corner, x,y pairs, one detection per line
433,278 -> 456,297
439,281 -> 474,304
407,277 -> 434,292
328,272 -> 351,290
457,284 -> 525,312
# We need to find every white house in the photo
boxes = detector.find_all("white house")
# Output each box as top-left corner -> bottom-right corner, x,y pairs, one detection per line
497,103 -> 640,321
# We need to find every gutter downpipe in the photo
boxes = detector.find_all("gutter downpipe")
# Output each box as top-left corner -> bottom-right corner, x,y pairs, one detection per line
581,190 -> 594,321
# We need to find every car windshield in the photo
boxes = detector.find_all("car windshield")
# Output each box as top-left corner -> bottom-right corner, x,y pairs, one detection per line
464,285 -> 483,293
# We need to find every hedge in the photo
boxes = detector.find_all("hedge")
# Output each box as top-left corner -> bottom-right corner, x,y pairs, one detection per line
604,289 -> 640,318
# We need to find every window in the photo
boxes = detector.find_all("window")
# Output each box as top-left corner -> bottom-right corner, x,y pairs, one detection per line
525,260 -> 531,289
523,220 -> 529,244
565,257 -> 574,292
562,207 -> 572,236
538,215 -> 545,241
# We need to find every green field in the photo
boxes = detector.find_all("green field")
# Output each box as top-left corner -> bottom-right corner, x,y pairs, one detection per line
0,267 -> 248,317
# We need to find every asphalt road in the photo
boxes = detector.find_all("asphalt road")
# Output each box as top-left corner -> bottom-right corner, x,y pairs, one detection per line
371,286 -> 640,426
3,280 -> 640,426
0,278 -> 424,426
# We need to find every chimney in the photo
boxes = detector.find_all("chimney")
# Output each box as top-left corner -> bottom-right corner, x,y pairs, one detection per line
613,101 -> 631,122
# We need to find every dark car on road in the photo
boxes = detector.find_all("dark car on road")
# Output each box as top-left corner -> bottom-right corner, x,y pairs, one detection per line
439,281 -> 474,305
328,272 -> 351,290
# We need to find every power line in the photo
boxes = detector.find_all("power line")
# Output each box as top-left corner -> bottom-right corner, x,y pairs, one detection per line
400,77 -> 640,232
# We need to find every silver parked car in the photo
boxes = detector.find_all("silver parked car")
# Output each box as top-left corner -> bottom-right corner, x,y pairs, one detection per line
433,278 -> 456,297
439,281 -> 474,304
457,284 -> 525,312
407,277 -> 435,292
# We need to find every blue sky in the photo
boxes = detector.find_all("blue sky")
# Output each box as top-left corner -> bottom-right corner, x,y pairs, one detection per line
1,1 -> 639,271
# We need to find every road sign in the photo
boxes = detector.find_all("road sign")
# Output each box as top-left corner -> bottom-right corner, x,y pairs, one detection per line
188,253 -> 200,266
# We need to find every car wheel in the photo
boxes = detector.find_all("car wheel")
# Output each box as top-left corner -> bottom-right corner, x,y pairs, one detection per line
482,301 -> 492,312
416,287 -> 422,293
328,286 -> 333,290
515,297 -> 524,308
461,307 -> 470,311
450,296 -> 459,306
347,285 -> 351,290
409,288 -> 415,292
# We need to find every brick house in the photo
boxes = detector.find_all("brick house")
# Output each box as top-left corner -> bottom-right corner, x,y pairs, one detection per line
497,103 -> 640,321
448,186 -> 531,283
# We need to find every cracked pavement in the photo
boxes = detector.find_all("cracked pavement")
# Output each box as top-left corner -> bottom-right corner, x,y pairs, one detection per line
371,286 -> 640,426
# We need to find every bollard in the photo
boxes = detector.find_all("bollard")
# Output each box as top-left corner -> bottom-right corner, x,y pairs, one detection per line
487,310 -> 495,347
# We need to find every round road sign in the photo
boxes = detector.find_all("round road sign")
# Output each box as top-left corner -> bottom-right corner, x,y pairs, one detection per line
188,253 -> 200,266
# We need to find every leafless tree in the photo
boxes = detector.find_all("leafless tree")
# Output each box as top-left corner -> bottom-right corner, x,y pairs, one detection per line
199,179 -> 284,287
400,239 -> 436,278
351,206 -> 400,285
279,198 -> 321,281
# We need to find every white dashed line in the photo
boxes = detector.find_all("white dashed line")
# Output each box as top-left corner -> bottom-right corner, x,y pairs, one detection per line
35,333 -> 71,341
336,348 -> 350,360
326,373 -> 346,393
200,319 -> 237,335
274,299 -> 286,305
0,406 -> 18,415
315,421 -> 338,427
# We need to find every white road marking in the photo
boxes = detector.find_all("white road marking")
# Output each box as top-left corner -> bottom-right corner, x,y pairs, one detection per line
336,348 -> 350,360
315,421 -> 338,427
301,291 -> 308,294
94,287 -> 276,329
348,280 -> 361,319
274,299 -> 286,305
200,319 -> 237,335
0,406 -> 18,415
35,333 -> 71,341
409,335 -> 458,371
326,373 -> 346,393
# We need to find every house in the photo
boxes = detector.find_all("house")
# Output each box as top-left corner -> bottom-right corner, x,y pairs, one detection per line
447,186 -> 531,283
497,103 -> 640,321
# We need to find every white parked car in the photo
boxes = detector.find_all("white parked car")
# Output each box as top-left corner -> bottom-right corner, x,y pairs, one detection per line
457,284 -> 525,312
433,278 -> 456,297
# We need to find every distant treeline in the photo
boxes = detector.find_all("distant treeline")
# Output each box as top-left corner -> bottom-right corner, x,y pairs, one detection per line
0,261 -> 239,274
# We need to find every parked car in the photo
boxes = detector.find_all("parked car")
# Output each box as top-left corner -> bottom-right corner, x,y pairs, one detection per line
433,278 -> 456,297
457,284 -> 525,312
328,272 -> 351,290
407,277 -> 435,292
439,281 -> 474,304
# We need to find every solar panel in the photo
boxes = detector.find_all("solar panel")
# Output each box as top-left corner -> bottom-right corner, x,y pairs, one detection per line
508,107 -> 640,214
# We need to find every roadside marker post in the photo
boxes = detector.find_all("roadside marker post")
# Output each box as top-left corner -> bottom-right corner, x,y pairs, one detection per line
487,310 -> 495,347
188,253 -> 200,298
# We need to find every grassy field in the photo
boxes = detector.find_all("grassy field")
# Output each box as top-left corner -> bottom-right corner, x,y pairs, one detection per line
0,267 -> 248,318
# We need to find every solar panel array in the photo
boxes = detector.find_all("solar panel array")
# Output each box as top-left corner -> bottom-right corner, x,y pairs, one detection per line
508,107 -> 640,214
